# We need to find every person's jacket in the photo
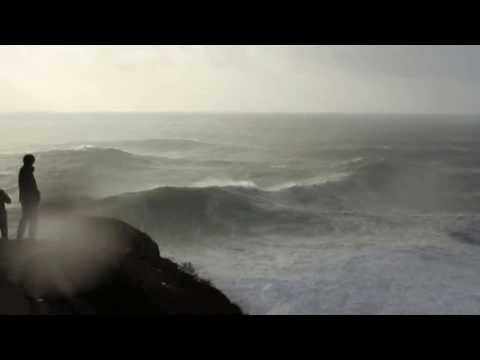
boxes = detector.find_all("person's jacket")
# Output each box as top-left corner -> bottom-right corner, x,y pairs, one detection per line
0,189 -> 11,211
18,166 -> 40,205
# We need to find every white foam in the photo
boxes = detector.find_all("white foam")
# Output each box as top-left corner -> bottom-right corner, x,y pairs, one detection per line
269,172 -> 350,191
190,178 -> 259,188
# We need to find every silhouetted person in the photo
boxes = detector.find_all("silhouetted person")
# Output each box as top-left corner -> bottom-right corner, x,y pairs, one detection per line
0,189 -> 11,241
17,154 -> 40,241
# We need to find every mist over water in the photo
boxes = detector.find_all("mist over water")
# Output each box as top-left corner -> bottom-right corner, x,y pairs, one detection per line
3,112 -> 480,314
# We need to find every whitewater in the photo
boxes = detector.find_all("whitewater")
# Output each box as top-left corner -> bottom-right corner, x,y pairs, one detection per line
2,112 -> 480,314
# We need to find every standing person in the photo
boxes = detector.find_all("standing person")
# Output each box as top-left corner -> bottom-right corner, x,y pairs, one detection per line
0,188 -> 11,241
17,154 -> 41,241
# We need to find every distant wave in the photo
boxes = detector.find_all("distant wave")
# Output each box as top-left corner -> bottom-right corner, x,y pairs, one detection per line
39,145 -> 137,156
89,185 -> 338,241
85,179 -> 419,245
268,172 -> 351,191
72,144 -> 97,151
7,138 -> 480,218
107,138 -> 269,150
98,138 -> 254,154
189,172 -> 352,192
35,146 -> 178,167
191,179 -> 259,188
12,139 -> 223,157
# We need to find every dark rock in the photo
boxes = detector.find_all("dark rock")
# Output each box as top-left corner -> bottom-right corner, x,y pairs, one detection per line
0,217 -> 243,315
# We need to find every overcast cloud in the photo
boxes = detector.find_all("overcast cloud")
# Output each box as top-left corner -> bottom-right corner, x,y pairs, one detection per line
1,45 -> 479,113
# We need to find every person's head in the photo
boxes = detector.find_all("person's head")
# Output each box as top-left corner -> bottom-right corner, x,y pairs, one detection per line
23,154 -> 36,167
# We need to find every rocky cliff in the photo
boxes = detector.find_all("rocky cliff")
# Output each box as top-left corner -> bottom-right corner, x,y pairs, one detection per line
0,217 -> 243,315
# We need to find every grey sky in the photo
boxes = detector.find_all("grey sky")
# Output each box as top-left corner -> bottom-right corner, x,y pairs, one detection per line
1,45 -> 479,113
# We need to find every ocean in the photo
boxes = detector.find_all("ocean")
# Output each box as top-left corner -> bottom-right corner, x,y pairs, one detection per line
2,112 -> 480,314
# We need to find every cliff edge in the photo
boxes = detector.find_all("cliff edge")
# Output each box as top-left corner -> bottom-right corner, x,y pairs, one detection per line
0,217 -> 243,315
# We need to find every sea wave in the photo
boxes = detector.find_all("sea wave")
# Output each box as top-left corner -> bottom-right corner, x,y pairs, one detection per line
268,172 -> 351,191
191,179 -> 259,188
